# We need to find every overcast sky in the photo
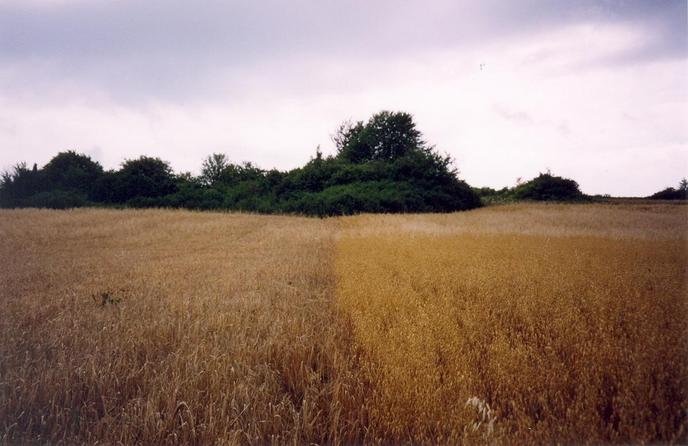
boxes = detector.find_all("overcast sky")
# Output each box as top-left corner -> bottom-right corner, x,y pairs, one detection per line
0,0 -> 686,196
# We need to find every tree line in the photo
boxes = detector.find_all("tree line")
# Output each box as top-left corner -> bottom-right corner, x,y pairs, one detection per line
2,110 -> 681,215
648,179 -> 688,201
0,111 -> 482,216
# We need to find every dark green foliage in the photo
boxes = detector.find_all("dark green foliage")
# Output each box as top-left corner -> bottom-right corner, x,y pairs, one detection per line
0,111 -> 484,215
473,173 -> 587,205
649,188 -> 686,200
0,162 -> 43,207
200,153 -> 229,186
472,186 -> 514,205
512,173 -> 584,201
0,157 -> 89,209
26,190 -> 88,209
284,181 -> 419,217
42,151 -> 103,198
275,111 -> 481,215
649,179 -> 688,200
335,111 -> 423,163
99,156 -> 178,203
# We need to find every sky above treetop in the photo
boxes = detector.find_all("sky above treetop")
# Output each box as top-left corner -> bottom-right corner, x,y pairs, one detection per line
0,0 -> 685,196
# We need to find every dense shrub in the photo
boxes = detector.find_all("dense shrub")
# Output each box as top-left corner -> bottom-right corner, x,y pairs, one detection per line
284,181 -> 419,216
512,173 -> 585,201
42,151 -> 103,198
0,163 -> 43,207
26,190 -> 88,209
649,179 -> 688,200
1,111 -> 484,215
649,188 -> 687,200
472,186 -> 515,205
473,173 -> 586,205
110,157 -> 178,203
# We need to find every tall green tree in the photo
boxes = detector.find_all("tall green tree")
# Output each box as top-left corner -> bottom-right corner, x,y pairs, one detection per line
42,151 -> 104,197
102,156 -> 177,203
200,153 -> 229,186
335,111 -> 425,163
0,162 -> 43,207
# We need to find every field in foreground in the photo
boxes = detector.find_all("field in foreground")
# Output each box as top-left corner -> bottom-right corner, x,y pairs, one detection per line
1,203 -> 686,444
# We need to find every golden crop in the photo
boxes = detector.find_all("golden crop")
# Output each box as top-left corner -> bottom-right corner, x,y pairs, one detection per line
0,209 -> 368,445
1,203 -> 686,444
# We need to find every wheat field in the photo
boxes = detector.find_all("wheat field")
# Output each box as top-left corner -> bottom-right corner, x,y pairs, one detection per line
1,203 -> 686,444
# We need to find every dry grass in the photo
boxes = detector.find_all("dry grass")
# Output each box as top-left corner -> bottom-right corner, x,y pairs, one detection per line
1,203 -> 686,444
0,209 -> 367,445
335,203 -> 688,444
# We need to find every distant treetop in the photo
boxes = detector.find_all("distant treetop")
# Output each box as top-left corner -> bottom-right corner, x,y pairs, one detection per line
334,111 -> 426,163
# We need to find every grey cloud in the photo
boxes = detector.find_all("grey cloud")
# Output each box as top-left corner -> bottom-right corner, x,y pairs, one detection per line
2,1 -> 680,57
0,0 -> 684,103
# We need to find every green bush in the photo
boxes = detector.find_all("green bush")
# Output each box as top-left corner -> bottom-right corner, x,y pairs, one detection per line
25,190 -> 88,209
649,188 -> 687,200
649,179 -> 687,200
512,173 -> 585,201
42,151 -> 103,198
2,111 -> 487,215
0,163 -> 43,208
